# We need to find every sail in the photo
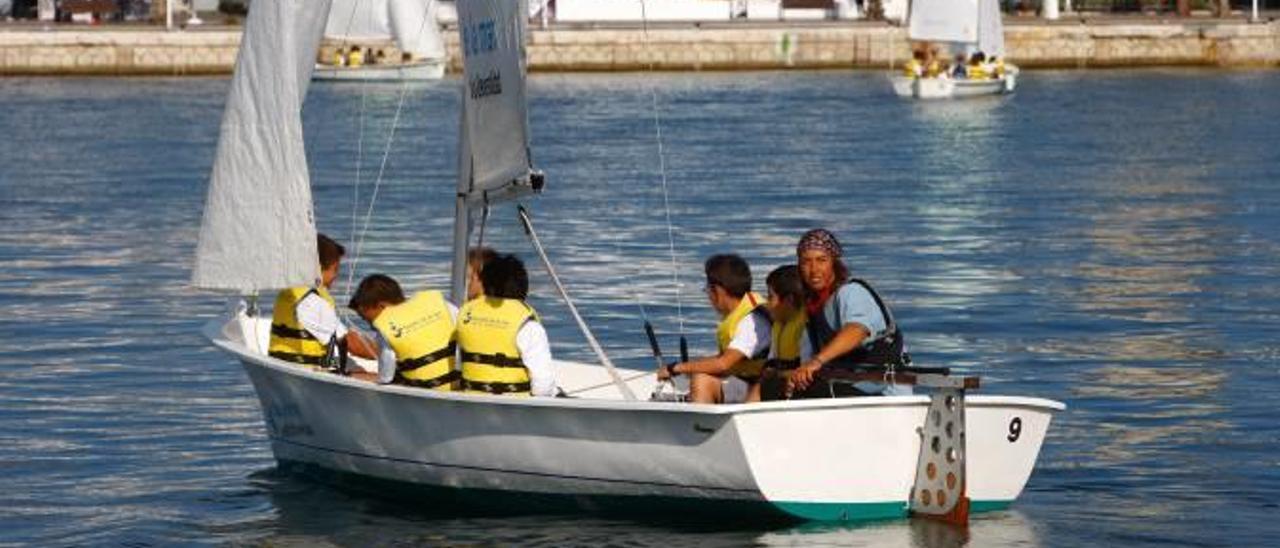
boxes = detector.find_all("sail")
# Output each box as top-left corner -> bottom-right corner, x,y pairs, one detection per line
976,0 -> 1005,58
389,0 -> 446,59
325,0 -> 392,42
907,0 -> 979,45
457,0 -> 533,197
192,0 -> 333,292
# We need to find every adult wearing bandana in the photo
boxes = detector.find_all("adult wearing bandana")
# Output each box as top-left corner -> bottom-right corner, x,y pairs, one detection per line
787,229 -> 913,398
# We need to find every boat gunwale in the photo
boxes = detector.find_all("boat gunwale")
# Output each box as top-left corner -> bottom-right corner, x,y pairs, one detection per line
207,317 -> 1066,416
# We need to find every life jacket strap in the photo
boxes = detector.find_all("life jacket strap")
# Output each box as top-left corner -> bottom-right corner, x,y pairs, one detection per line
268,350 -> 324,366
271,323 -> 316,341
462,379 -> 532,394
461,351 -> 526,368
395,341 -> 458,372
398,370 -> 461,389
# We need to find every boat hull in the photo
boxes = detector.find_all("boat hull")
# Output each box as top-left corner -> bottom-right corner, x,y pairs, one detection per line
313,59 -> 446,81
211,316 -> 1062,521
890,67 -> 1018,100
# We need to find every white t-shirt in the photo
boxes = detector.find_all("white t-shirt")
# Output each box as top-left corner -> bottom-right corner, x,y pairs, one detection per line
515,320 -> 556,397
296,291 -> 348,344
726,310 -> 771,361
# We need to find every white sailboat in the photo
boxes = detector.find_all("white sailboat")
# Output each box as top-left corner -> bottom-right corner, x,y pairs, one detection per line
196,0 -> 1063,523
891,0 -> 1018,99
315,0 -> 447,81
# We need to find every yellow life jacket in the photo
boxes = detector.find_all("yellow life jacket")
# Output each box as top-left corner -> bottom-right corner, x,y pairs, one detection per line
925,59 -> 943,78
903,59 -> 922,78
457,297 -> 538,395
347,50 -> 364,68
372,290 -> 459,390
331,51 -> 345,67
968,63 -> 989,80
269,286 -> 335,367
994,59 -> 1006,77
715,292 -> 769,381
768,312 -> 807,371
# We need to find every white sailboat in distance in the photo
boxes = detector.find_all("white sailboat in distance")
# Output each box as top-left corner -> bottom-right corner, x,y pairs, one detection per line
891,0 -> 1018,99
196,0 -> 1063,523
315,0 -> 447,81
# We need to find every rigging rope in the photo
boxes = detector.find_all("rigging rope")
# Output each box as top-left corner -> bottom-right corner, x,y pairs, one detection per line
638,0 -> 686,337
344,84 -> 370,295
343,6 -> 436,293
346,80 -> 413,292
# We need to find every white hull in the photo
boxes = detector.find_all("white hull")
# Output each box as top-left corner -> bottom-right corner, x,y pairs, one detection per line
890,67 -> 1019,100
313,59 -> 446,81
210,315 -> 1063,521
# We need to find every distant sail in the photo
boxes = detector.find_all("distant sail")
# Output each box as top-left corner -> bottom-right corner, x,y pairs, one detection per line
976,0 -> 1005,58
457,0 -> 532,196
192,0 -> 333,292
389,0 -> 446,59
325,0 -> 392,42
908,0 -> 979,45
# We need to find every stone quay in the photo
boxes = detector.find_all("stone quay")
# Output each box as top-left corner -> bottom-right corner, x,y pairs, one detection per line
0,19 -> 1276,76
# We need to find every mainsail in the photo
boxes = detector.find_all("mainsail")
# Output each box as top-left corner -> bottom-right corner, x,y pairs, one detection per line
907,0 -> 979,45
457,0 -> 533,198
976,0 -> 1005,58
389,0 -> 446,60
192,0 -> 333,292
326,0 -> 446,60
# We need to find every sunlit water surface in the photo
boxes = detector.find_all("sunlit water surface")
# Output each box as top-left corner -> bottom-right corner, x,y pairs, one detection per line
1,70 -> 1278,546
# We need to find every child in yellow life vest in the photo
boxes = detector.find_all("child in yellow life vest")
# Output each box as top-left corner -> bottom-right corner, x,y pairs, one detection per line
968,51 -> 989,80
268,233 -> 376,370
658,254 -> 771,404
903,49 -> 925,78
348,274 -> 459,390
457,254 -> 557,396
747,265 -> 808,402
346,46 -> 364,68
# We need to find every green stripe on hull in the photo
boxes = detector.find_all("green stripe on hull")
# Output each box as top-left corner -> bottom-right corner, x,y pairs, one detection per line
280,459 -> 1014,523
772,501 -> 908,521
771,499 -> 1015,521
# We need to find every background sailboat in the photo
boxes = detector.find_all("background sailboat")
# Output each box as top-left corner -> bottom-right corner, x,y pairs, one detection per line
891,0 -> 1018,99
316,0 -> 447,81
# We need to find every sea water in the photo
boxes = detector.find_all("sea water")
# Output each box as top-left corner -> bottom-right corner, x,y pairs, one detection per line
1,70 -> 1278,546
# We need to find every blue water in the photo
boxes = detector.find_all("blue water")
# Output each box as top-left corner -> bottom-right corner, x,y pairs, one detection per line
1,69 -> 1278,546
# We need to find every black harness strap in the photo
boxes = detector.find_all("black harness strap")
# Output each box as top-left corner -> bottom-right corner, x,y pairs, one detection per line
461,351 -> 526,368
395,341 -> 458,372
269,350 -> 325,366
398,370 -> 461,389
271,323 -> 317,341
461,379 -> 532,394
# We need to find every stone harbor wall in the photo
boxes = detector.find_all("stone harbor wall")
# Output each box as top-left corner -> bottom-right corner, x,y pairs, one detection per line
0,29 -> 237,75
0,20 -> 1276,76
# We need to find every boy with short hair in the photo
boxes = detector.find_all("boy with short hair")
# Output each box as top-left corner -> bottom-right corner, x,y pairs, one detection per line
658,254 -> 771,404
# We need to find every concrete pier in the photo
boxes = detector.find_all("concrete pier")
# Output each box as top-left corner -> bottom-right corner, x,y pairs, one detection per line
0,19 -> 1276,76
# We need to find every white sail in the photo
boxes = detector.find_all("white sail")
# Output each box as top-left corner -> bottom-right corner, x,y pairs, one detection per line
192,0 -> 333,292
389,0 -> 446,59
976,0 -> 1005,58
457,0 -> 533,196
325,0 -> 392,42
907,0 -> 979,45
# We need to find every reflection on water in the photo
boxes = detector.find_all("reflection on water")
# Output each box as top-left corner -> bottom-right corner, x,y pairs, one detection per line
1,70 -> 1279,545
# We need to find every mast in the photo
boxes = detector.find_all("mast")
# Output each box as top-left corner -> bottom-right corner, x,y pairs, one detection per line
449,105 -> 473,304
450,0 -> 636,400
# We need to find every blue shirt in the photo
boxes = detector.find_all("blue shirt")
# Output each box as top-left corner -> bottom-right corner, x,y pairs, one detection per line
819,281 -> 911,396
821,282 -> 887,339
